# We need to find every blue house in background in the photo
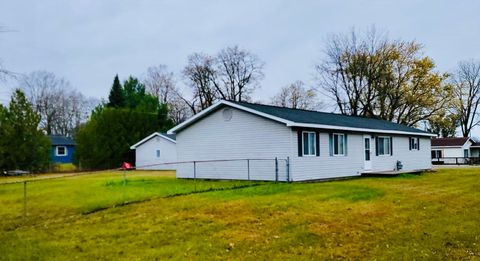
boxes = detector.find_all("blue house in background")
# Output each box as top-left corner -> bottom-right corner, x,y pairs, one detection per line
48,135 -> 76,164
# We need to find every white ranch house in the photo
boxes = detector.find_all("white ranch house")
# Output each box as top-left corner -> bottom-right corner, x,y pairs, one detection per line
130,132 -> 177,170
167,100 -> 434,181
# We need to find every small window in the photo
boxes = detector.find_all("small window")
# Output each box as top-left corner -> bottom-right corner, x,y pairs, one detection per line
302,132 -> 316,156
464,149 -> 469,158
333,133 -> 345,156
56,146 -> 67,156
156,149 -> 161,158
378,137 -> 391,156
410,137 -> 419,150
431,150 -> 442,159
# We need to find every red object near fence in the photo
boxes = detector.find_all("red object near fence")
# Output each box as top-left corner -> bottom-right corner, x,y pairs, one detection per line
121,162 -> 134,170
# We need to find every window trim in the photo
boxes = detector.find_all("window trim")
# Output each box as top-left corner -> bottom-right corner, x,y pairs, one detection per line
55,146 -> 67,157
332,133 -> 346,156
431,149 -> 442,159
377,136 -> 391,156
302,131 -> 317,157
410,137 -> 419,150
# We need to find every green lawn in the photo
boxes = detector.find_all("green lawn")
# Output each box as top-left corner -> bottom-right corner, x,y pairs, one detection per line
0,168 -> 479,260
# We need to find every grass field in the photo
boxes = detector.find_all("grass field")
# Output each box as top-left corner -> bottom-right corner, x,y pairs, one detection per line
0,168 -> 479,260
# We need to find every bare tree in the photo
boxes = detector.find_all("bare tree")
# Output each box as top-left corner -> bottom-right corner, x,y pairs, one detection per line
55,90 -> 98,136
143,65 -> 191,123
19,71 -> 66,134
452,60 -> 480,137
181,53 -> 218,114
316,27 -> 452,127
0,61 -> 9,82
271,81 -> 324,110
180,46 -> 264,115
167,94 -> 192,124
144,65 -> 176,104
317,28 -> 389,116
0,26 -> 16,81
19,71 -> 97,136
215,45 -> 264,102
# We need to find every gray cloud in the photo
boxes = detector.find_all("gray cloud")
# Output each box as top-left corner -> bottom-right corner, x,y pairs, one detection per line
1,0 -> 479,133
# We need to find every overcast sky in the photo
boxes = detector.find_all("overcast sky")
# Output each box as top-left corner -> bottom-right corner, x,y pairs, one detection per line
1,0 -> 480,132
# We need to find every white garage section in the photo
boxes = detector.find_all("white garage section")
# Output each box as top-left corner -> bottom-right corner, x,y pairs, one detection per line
130,132 -> 177,170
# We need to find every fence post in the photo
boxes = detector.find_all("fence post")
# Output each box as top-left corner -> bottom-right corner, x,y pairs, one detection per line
193,161 -> 197,192
286,157 -> 290,182
123,170 -> 127,204
247,159 -> 250,181
23,181 -> 27,220
275,157 -> 278,182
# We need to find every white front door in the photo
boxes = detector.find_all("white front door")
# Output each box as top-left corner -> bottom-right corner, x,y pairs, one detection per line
364,135 -> 372,170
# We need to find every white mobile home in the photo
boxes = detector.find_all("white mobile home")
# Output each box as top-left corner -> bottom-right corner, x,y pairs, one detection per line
431,137 -> 480,164
130,132 -> 177,170
431,137 -> 472,159
168,100 -> 434,181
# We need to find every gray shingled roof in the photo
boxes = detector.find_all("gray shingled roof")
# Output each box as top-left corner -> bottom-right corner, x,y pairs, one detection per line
161,133 -> 176,141
48,135 -> 75,146
231,101 -> 430,135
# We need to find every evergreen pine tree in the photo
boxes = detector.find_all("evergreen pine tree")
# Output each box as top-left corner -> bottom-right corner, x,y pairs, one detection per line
108,74 -> 125,107
0,105 -> 9,171
3,89 -> 50,172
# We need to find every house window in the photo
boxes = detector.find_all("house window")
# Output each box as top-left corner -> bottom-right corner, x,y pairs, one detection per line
378,137 -> 391,156
431,150 -> 442,159
156,149 -> 161,158
56,146 -> 67,156
410,137 -> 419,150
333,133 -> 345,156
302,132 -> 316,156
464,149 -> 469,158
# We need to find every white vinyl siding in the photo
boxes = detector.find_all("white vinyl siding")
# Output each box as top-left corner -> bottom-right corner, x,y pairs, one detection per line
176,107 -> 291,181
292,133 -> 362,180
174,105 -> 432,181
135,135 -> 176,170
431,140 -> 473,164
293,134 -> 431,181
371,136 -> 431,172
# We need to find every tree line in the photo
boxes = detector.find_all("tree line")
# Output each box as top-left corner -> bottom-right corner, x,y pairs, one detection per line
316,28 -> 479,138
2,27 -> 480,171
75,75 -> 174,169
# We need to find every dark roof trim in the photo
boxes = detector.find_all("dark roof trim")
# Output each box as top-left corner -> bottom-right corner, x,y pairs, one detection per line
130,132 -> 176,149
48,135 -> 75,146
167,100 -> 436,137
431,137 -> 472,147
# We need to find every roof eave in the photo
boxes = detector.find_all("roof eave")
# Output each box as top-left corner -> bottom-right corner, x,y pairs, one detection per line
130,132 -> 176,149
431,145 -> 463,148
167,100 -> 293,134
167,100 -> 435,137
287,123 -> 436,137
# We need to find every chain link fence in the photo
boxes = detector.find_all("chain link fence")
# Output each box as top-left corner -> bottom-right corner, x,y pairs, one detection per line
138,157 -> 290,182
0,157 -> 289,230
